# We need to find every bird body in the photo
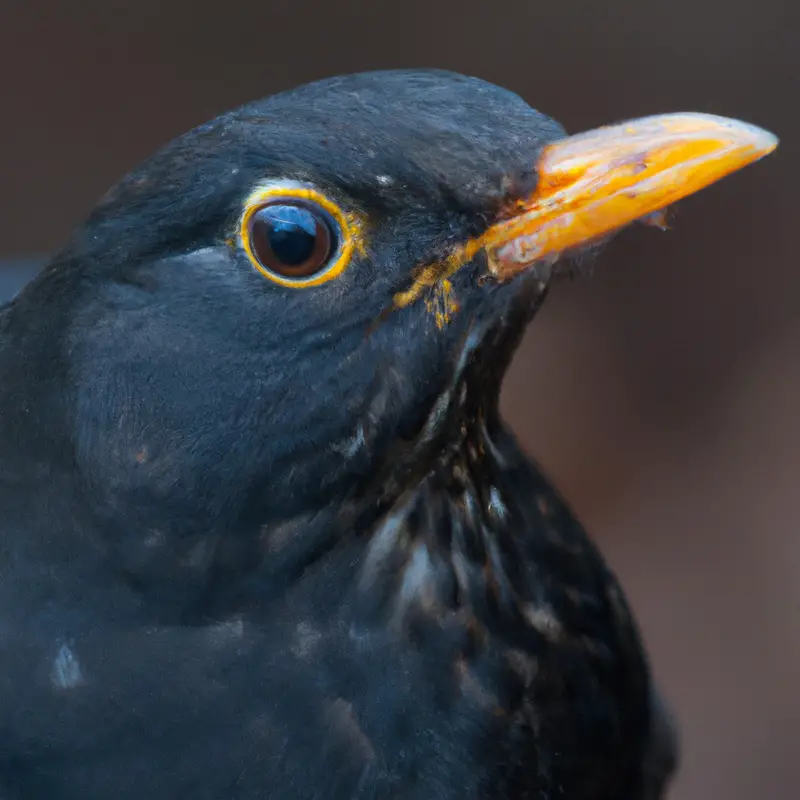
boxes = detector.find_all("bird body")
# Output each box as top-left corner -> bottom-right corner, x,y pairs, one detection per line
0,70 -> 775,798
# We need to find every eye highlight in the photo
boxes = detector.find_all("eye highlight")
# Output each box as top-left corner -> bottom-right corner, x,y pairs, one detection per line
240,184 -> 361,288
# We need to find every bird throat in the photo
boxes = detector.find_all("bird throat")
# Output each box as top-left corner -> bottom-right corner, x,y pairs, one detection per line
353,280 -> 558,631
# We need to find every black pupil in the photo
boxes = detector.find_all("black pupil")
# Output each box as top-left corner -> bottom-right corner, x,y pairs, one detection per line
254,204 -> 323,267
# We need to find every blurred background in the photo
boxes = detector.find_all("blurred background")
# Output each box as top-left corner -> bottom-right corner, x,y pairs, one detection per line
1,1 -> 797,796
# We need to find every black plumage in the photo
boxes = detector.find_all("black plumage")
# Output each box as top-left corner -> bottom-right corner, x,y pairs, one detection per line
0,70 -> 685,799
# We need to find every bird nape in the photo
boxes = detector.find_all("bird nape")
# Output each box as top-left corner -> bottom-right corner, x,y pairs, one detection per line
0,70 -> 776,800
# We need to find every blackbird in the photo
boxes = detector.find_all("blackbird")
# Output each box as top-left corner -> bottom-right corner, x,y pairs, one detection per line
0,70 -> 776,799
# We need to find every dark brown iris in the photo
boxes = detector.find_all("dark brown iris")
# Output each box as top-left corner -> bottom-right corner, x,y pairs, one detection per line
248,201 -> 337,279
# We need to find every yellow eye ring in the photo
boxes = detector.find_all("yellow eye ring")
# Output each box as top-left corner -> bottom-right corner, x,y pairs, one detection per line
239,182 -> 364,288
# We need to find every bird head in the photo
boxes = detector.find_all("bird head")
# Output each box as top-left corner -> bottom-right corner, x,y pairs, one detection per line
2,70 -> 775,594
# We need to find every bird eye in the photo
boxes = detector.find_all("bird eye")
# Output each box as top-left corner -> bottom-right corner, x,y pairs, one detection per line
249,201 -> 336,280
240,186 -> 361,288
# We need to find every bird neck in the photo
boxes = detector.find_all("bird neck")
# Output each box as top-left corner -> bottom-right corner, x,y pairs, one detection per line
179,286 -> 558,625
347,287 -> 577,632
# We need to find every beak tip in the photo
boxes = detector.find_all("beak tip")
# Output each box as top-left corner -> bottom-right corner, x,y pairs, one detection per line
695,112 -> 779,156
755,128 -> 779,156
728,118 -> 779,157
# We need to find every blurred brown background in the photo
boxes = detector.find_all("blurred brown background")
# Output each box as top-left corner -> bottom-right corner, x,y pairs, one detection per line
1,1 -> 797,796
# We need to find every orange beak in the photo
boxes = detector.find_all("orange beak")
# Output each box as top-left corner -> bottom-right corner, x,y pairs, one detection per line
483,113 -> 778,278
